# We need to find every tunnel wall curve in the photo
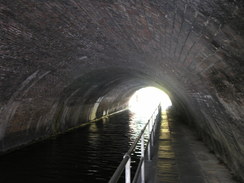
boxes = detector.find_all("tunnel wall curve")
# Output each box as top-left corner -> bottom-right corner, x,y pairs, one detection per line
0,67 -> 166,153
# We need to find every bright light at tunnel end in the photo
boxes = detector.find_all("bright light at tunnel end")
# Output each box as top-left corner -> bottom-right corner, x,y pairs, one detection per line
128,87 -> 172,118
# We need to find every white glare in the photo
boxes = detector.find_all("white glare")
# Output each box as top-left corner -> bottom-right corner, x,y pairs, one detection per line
128,87 -> 172,119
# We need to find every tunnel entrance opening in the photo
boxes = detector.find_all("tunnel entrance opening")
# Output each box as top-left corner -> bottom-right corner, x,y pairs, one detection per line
128,87 -> 172,120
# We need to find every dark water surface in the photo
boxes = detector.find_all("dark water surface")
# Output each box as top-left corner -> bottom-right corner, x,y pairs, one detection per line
0,110 -> 148,183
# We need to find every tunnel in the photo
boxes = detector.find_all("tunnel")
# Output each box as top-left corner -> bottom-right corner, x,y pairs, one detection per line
0,0 -> 243,182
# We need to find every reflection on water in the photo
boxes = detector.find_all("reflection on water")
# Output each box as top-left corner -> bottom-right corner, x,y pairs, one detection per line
0,110 -> 150,183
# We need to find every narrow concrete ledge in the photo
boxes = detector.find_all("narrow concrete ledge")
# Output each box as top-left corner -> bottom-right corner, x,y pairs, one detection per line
147,111 -> 237,183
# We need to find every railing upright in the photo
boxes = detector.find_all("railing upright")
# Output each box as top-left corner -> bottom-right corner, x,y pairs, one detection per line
125,156 -> 131,183
147,120 -> 151,161
140,135 -> 145,183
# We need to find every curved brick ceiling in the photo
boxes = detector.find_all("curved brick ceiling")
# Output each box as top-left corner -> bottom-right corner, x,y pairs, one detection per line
0,0 -> 243,181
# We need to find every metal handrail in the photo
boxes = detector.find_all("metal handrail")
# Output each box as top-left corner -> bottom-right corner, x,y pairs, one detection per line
109,104 -> 161,183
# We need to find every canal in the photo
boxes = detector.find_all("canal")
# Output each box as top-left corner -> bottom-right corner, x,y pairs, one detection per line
0,110 -> 150,183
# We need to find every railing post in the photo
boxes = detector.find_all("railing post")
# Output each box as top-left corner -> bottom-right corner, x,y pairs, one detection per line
125,156 -> 131,183
151,122 -> 154,145
141,135 -> 144,157
150,118 -> 153,131
147,120 -> 151,161
141,161 -> 145,183
140,135 -> 145,183
153,117 -> 156,141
